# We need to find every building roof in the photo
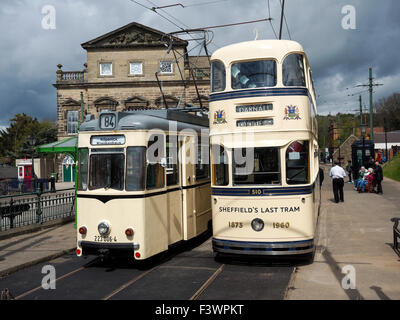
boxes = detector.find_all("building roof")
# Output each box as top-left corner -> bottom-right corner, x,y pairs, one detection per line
373,131 -> 400,144
81,21 -> 188,50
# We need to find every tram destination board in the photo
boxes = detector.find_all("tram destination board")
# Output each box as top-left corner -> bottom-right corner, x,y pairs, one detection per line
236,104 -> 273,113
236,118 -> 274,127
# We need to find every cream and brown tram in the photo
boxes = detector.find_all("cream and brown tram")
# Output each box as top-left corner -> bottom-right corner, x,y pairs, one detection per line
76,109 -> 211,260
209,40 -> 321,258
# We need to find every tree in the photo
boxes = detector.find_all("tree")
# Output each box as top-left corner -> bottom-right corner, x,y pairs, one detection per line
0,114 -> 57,164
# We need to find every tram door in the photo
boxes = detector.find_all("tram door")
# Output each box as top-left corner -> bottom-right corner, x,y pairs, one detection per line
180,135 -> 196,240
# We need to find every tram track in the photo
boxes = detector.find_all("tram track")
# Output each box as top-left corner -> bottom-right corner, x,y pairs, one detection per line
13,257 -> 101,300
189,264 -> 225,300
102,266 -> 158,300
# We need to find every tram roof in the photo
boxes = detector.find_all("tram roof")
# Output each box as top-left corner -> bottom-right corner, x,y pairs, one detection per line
211,40 -> 305,63
80,109 -> 209,133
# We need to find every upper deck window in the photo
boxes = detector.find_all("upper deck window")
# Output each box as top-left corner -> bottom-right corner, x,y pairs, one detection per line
211,61 -> 226,92
231,60 -> 276,89
282,54 -> 306,87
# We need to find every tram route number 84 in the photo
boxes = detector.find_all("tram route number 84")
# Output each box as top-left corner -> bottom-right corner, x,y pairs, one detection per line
100,114 -> 116,129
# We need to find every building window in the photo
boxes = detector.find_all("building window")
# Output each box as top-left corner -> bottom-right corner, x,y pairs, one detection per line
100,62 -> 112,76
94,97 -> 118,112
130,62 -> 143,75
160,61 -> 173,74
67,110 -> 79,134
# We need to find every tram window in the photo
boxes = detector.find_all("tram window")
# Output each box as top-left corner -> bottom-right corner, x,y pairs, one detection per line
283,54 -> 306,87
233,147 -> 280,185
126,147 -> 146,191
211,61 -> 226,92
166,136 -> 179,186
146,135 -> 165,189
231,60 -> 276,89
212,145 -> 229,186
286,141 -> 309,185
196,139 -> 210,181
78,148 -> 88,191
89,153 -> 124,190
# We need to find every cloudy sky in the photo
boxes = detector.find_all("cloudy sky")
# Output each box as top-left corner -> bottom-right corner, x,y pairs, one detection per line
0,0 -> 399,129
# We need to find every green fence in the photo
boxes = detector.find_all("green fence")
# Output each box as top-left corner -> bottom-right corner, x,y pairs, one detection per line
0,188 -> 75,231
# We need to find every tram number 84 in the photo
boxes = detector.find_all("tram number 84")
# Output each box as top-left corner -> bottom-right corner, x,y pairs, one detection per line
273,222 -> 290,228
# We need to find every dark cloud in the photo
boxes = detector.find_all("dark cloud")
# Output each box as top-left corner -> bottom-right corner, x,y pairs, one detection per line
0,0 -> 399,126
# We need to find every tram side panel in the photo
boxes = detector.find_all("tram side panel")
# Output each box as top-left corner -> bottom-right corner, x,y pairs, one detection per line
166,189 -> 183,245
194,182 -> 212,235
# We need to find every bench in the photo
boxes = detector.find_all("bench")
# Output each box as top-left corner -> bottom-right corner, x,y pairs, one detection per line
391,218 -> 400,257
0,202 -> 30,229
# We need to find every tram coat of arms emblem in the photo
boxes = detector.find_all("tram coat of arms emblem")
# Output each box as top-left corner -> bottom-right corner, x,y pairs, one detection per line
213,110 -> 227,124
284,105 -> 301,120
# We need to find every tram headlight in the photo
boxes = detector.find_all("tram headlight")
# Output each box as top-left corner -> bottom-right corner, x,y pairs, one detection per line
251,218 -> 264,232
98,221 -> 110,235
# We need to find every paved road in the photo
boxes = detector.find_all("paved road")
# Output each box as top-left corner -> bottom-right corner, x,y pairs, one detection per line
0,231 -> 303,300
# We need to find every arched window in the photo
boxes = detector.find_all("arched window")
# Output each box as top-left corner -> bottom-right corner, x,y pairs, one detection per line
62,99 -> 81,135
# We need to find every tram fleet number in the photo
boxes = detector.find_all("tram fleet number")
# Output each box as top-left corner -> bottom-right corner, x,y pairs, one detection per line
229,222 -> 290,228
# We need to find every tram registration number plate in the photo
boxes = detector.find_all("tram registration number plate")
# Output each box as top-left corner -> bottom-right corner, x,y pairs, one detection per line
94,235 -> 117,242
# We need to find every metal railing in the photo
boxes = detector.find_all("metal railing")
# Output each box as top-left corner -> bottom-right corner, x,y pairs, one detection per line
0,178 -> 51,195
0,188 -> 75,231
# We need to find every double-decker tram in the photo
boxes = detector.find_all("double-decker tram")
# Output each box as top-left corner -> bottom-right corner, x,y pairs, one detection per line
209,40 -> 320,258
76,109 -> 211,260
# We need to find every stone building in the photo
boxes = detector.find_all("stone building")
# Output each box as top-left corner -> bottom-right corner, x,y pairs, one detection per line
332,134 -> 358,165
53,22 -> 210,181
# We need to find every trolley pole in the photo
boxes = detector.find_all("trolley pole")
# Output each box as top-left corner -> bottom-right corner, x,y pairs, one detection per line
279,0 -> 285,40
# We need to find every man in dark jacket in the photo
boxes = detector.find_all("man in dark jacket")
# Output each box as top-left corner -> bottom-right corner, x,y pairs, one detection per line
374,161 -> 383,194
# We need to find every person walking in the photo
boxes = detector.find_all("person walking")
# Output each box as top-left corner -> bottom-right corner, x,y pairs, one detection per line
346,160 -> 353,184
329,161 -> 346,203
374,161 -> 383,194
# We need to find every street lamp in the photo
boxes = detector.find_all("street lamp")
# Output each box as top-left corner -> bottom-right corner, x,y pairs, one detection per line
27,135 -> 36,190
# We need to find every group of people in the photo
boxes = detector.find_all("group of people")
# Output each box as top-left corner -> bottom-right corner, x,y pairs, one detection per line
329,159 -> 383,204
351,162 -> 383,194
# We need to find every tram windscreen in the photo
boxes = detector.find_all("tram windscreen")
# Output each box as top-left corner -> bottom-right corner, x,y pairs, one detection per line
231,60 -> 276,89
89,153 -> 124,190
233,147 -> 280,185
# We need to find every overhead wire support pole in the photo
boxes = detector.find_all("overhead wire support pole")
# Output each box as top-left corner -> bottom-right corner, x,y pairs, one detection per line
279,0 -> 285,39
354,67 -> 383,141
